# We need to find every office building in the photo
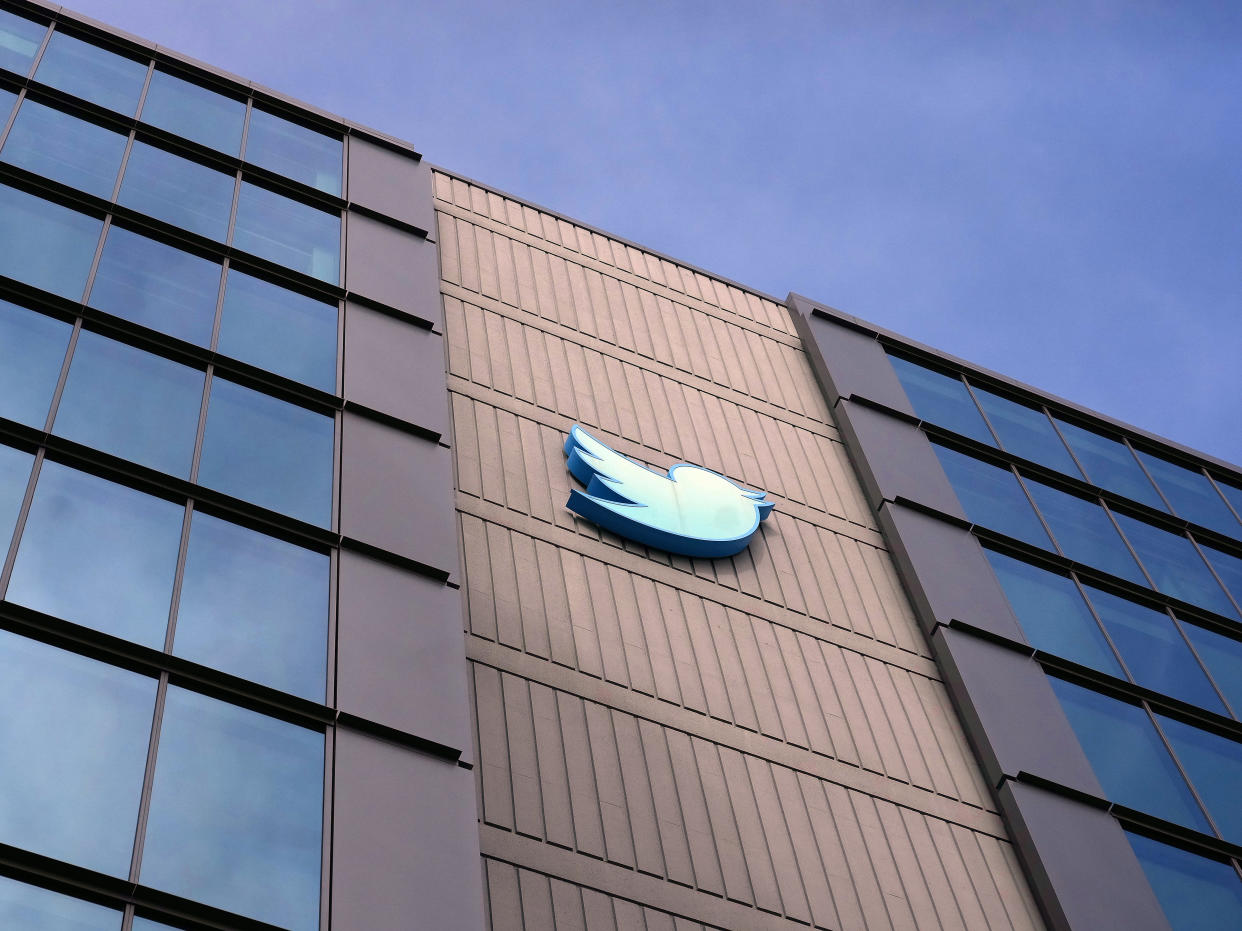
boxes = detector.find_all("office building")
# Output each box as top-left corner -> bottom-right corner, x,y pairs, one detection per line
0,2 -> 1239,929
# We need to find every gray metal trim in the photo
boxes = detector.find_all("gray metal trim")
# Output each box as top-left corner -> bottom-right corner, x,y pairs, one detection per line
343,212 -> 442,329
345,136 -> 436,238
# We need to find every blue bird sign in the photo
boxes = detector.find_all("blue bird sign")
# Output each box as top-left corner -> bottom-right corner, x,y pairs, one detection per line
563,425 -> 775,558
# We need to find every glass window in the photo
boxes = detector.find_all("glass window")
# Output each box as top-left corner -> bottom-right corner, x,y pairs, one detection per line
984,549 -> 1122,675
174,512 -> 329,699
1053,419 -> 1166,510
197,379 -> 334,526
246,108 -> 342,195
34,31 -> 147,115
1113,513 -> 1239,619
53,331 -> 204,478
932,444 -> 1050,547
0,630 -> 155,876
973,388 -> 1080,475
1128,832 -> 1242,931
1049,676 -> 1209,831
1200,544 -> 1242,611
1139,452 -> 1240,538
232,182 -> 339,283
0,443 -> 34,550
0,874 -> 120,930
0,183 -> 101,299
7,461 -> 183,648
1024,480 -> 1147,585
116,142 -> 234,240
0,87 -> 15,120
1183,623 -> 1242,718
217,270 -> 337,391
140,686 -> 322,930
1,100 -> 128,198
88,226 -> 221,345
1158,714 -> 1242,842
0,300 -> 71,428
0,9 -> 45,75
1082,585 -> 1225,713
1218,481 -> 1242,528
888,355 -> 994,444
140,70 -> 244,155
132,920 -> 177,931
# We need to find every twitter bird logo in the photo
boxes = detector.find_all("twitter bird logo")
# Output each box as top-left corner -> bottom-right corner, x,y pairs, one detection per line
564,425 -> 775,558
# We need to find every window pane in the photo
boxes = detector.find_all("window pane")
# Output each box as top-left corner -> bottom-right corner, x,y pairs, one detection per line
0,183 -> 101,299
141,687 -> 322,930
34,31 -> 147,115
1,100 -> 127,198
140,70 -> 244,155
1114,513 -> 1239,619
232,182 -> 339,283
888,355 -> 994,444
933,444 -> 1050,547
0,443 -> 34,551
0,87 -> 14,119
1218,481 -> 1242,528
88,226 -> 221,345
132,921 -> 177,931
246,108 -> 342,195
0,300 -> 71,428
973,388 -> 1080,475
1158,714 -> 1242,842
175,512 -> 329,699
1082,585 -> 1225,712
53,331 -> 204,477
0,9 -> 45,75
1024,480 -> 1147,585
0,874 -> 120,930
1049,676 -> 1209,831
217,270 -> 337,391
1139,452 -> 1240,538
1183,623 -> 1242,719
117,142 -> 234,240
7,462 -> 183,648
1053,419 -> 1166,509
197,379 -> 333,526
0,630 -> 155,875
1128,832 -> 1242,931
984,549 -> 1122,675
1200,544 -> 1242,610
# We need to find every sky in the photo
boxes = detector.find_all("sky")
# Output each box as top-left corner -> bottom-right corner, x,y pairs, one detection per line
66,0 -> 1242,466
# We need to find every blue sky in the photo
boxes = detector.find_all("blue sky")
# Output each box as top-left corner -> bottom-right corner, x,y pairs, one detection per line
71,0 -> 1242,466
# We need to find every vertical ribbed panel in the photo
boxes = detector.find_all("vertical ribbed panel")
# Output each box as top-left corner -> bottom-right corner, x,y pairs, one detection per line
435,170 -> 1046,930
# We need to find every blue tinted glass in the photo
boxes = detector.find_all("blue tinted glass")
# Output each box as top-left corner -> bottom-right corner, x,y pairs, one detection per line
1050,677 -> 1209,831
973,389 -> 1080,475
53,332 -> 204,477
1053,419 -> 1166,509
1139,452 -> 1240,538
932,445 -> 1050,547
117,142 -> 234,240
1183,624 -> 1242,718
0,630 -> 154,875
198,379 -> 333,526
175,513 -> 329,699
233,182 -> 340,283
132,921 -> 176,931
0,183 -> 101,299
7,462 -> 183,648
1114,513 -> 1239,618
1201,544 -> 1242,611
0,443 -> 34,550
1129,832 -> 1242,931
141,687 -> 322,929
34,31 -> 147,115
88,226 -> 221,345
1158,715 -> 1242,842
1,100 -> 127,198
1024,480 -> 1147,585
1218,481 -> 1242,528
0,87 -> 15,120
217,270 -> 337,391
246,108 -> 342,195
1083,585 -> 1225,712
984,550 -> 1122,675
140,71 -> 244,154
888,355 -> 994,444
0,874 -> 120,930
0,9 -> 45,75
0,300 -> 70,428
